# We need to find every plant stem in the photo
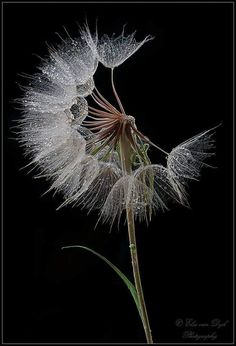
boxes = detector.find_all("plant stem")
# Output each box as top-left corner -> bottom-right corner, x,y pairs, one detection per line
120,130 -> 153,344
126,207 -> 153,343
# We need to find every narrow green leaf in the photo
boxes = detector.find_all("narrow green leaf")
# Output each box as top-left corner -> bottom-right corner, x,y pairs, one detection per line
61,245 -> 142,320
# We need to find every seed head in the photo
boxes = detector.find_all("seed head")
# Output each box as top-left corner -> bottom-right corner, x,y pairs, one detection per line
16,23 -> 218,227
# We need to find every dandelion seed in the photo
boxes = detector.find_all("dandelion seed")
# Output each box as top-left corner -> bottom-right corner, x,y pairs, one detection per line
167,126 -> 217,204
81,161 -> 122,212
82,25 -> 154,68
54,155 -> 100,208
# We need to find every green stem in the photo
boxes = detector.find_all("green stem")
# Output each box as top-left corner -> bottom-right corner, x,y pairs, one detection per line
126,208 -> 153,344
120,130 -> 153,344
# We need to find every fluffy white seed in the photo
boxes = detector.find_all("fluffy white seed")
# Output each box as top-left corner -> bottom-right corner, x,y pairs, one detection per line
82,25 -> 153,68
56,155 -> 100,209
167,126 -> 216,204
81,161 -> 122,212
18,110 -> 86,175
22,75 -> 77,114
52,37 -> 98,85
100,164 -> 181,227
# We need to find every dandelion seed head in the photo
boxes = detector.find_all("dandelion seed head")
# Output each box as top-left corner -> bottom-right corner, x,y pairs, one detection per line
16,22 -> 217,228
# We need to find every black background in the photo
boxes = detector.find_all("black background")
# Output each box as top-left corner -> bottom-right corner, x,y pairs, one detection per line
3,1 -> 233,344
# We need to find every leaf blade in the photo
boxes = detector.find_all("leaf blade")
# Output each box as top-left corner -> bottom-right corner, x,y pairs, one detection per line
61,245 -> 142,320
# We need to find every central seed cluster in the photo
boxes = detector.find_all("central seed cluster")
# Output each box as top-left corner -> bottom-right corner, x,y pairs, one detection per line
76,78 -> 152,173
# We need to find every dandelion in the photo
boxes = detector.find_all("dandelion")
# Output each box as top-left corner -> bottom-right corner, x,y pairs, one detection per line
16,23 -> 218,343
